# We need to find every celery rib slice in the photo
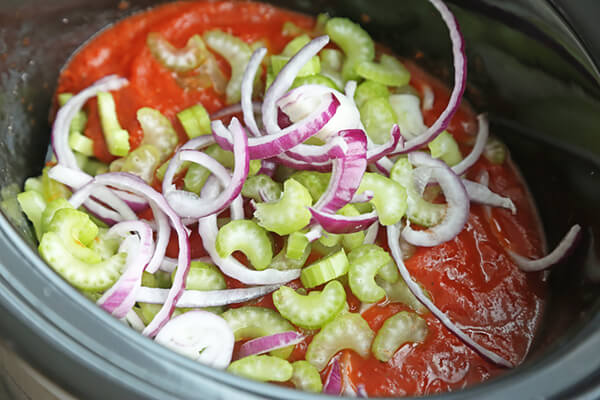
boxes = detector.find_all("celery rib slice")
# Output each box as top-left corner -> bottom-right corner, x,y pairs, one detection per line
300,249 -> 349,289
254,179 -> 312,236
371,311 -> 428,362
97,91 -> 129,157
291,360 -> 323,392
325,18 -> 375,82
216,220 -> 273,270
227,355 -> 293,382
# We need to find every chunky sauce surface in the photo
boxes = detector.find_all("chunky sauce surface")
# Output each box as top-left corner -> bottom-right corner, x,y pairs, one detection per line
57,1 -> 546,396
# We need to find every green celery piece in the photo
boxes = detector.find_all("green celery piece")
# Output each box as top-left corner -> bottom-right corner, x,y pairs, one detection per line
248,159 -> 262,176
183,163 -> 211,194
359,96 -> 397,145
215,220 -> 273,270
68,130 -> 94,157
291,74 -> 339,91
338,204 -> 365,251
291,361 -> 323,393
428,131 -> 463,166
300,249 -> 349,289
371,311 -> 428,362
354,80 -> 389,108
40,198 -> 74,235
177,104 -> 211,138
58,92 -> 89,137
271,54 -> 320,78
306,312 -> 374,371
41,166 -> 71,203
318,231 -> 341,248
24,177 -> 43,194
348,244 -> 399,283
254,178 -> 312,236
286,231 -> 309,260
282,21 -> 305,37
17,190 -> 47,241
82,158 -> 109,177
227,355 -> 293,382
325,18 -> 375,81
356,173 -> 407,226
138,270 -> 176,325
38,208 -> 125,291
120,144 -> 161,183
97,91 -> 130,157
205,144 -> 234,168
289,171 -> 330,204
146,33 -> 207,73
389,94 -> 427,139
172,261 -> 227,314
389,157 -> 445,227
356,54 -> 411,87
204,30 -> 252,104
348,246 -> 393,303
314,13 -> 330,35
319,49 -> 343,73
282,34 -> 311,56
484,137 -> 508,165
375,277 -> 430,314
221,306 -> 296,359
241,174 -> 282,203
273,280 -> 346,329
137,108 -> 178,161
269,237 -> 311,271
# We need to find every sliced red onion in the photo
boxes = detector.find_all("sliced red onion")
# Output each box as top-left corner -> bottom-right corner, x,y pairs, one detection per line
363,222 -> 379,245
373,157 -> 394,176
314,130 -> 368,214
310,207 -> 378,234
274,153 -> 332,172
284,131 -> 347,164
352,190 -> 374,203
135,284 -> 281,307
69,172 -> 191,338
402,152 -> 469,247
366,125 -> 404,164
323,357 -> 342,395
165,120 -> 249,218
257,159 -> 277,177
345,80 -> 358,100
52,75 -> 128,169
452,114 -> 489,175
262,35 -> 329,135
97,220 -> 154,318
422,84 -> 434,111
213,94 -> 340,160
154,310 -> 234,370
387,223 -> 513,367
392,0 -> 466,154
144,202 -> 170,274
161,135 -> 215,196
159,256 -> 213,273
241,47 -> 267,137
305,225 -> 323,242
356,384 -> 369,398
238,331 -> 304,359
508,225 -> 582,272
210,101 -> 261,120
462,179 -> 516,213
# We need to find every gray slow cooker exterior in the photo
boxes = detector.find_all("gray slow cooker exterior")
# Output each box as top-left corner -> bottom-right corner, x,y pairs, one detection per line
1,0 -> 600,398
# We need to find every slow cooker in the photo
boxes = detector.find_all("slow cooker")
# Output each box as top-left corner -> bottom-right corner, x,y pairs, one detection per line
0,0 -> 599,398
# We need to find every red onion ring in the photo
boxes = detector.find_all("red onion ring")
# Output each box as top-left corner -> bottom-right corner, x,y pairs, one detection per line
323,356 -> 342,395
241,47 -> 267,137
452,114 -> 489,175
238,331 -> 304,359
162,136 -> 215,196
309,207 -> 378,234
159,256 -> 212,273
144,202 -> 170,274
462,179 -> 516,213
363,222 -> 379,245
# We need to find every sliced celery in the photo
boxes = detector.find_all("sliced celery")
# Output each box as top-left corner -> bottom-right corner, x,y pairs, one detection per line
356,54 -> 410,87
120,144 -> 161,183
221,306 -> 295,359
216,220 -> 273,270
282,21 -> 305,37
58,92 -> 89,138
172,261 -> 227,314
354,80 -> 389,108
68,131 -> 94,157
227,355 -> 293,382
269,237 -> 311,271
348,245 -> 395,302
356,173 -> 407,226
17,190 -> 46,240
318,231 -> 341,248
82,158 -> 109,177
375,277 -> 429,314
390,157 -> 445,227
347,244 -> 399,283
359,96 -> 397,144
41,166 -> 71,203
273,280 -> 346,329
271,54 -> 320,78
389,94 -> 426,139
428,131 -> 462,166
147,33 -> 206,72
291,360 -> 323,393
177,104 -> 211,138
204,30 -> 253,104
371,311 -> 428,362
300,249 -> 349,289
254,179 -> 312,236
24,177 -> 42,194
319,49 -> 343,73
183,163 -> 210,194
291,74 -> 339,91
97,91 -> 130,157
325,18 -> 375,81
306,312 -> 374,371
286,231 -> 309,260
137,108 -> 178,160
241,174 -> 282,203
40,198 -> 74,235
338,205 -> 365,251
289,171 -> 330,204
484,137 -> 508,165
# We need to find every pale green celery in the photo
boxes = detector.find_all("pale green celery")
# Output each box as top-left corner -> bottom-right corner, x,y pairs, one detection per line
146,33 -> 207,72
286,231 -> 309,260
68,131 -> 94,157
109,158 -> 125,172
325,18 -> 375,81
389,157 -> 445,227
155,160 -> 170,182
265,64 -> 275,92
172,261 -> 227,314
41,167 -> 71,203
221,306 -> 296,359
289,171 -> 330,204
311,241 -> 342,257
204,30 -> 253,104
389,94 -> 426,140
137,108 -> 178,161
40,198 -> 74,234
306,312 -> 374,371
177,104 -> 211,138
428,131 -> 462,166
360,96 -> 398,145
24,177 -> 42,194
300,249 -> 349,289
121,144 -> 161,183
371,311 -> 428,362
227,355 -> 293,382
347,244 -> 398,284
241,174 -> 282,203
183,163 -> 210,194
484,137 -> 507,165
89,227 -> 120,259
254,179 -> 312,236
314,13 -> 330,35
318,231 -> 341,248
73,152 -> 88,171
58,93 -> 89,136
375,277 -> 429,314
291,74 -> 339,91
216,220 -> 273,270
291,360 -> 322,393
249,159 -> 261,177
319,48 -> 345,89
205,144 -> 234,168
354,80 -> 389,108
17,190 -> 47,240
269,237 -> 311,271
356,54 -> 410,87
357,173 -> 407,226
97,91 -> 129,157
38,208 -> 125,291
271,54 -> 320,78
348,245 -> 393,303
376,261 -> 400,284
282,21 -> 305,36
282,34 -> 311,56
82,159 -> 109,177
338,205 -> 365,251
273,280 -> 346,329
138,270 -> 173,325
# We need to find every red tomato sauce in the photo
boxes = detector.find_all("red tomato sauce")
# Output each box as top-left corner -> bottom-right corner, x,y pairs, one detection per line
56,1 -> 546,397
